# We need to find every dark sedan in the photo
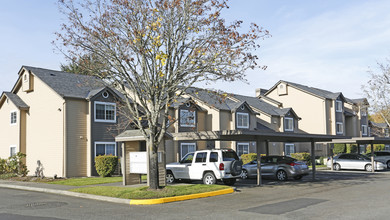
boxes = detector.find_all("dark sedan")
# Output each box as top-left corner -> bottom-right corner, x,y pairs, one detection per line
241,155 -> 309,181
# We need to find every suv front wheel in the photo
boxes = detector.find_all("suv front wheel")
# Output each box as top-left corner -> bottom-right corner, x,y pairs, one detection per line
203,172 -> 216,185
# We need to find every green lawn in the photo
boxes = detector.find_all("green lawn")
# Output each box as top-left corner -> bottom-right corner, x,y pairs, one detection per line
49,176 -> 122,186
70,184 -> 230,199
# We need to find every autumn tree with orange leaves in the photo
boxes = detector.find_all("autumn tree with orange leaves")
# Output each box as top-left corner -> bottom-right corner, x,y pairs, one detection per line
55,0 -> 269,190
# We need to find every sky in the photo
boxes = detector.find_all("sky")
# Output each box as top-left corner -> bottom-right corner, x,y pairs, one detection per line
1,0 -> 390,99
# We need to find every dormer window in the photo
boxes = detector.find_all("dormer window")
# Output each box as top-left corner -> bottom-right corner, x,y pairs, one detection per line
94,102 -> 116,123
284,117 -> 294,131
335,100 -> 343,112
180,109 -> 196,127
237,112 -> 249,129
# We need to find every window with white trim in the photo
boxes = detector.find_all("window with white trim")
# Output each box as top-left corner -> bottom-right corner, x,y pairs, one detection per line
336,122 -> 343,134
95,142 -> 116,156
10,145 -> 16,157
237,112 -> 249,129
237,143 -> 250,156
94,102 -> 116,123
10,111 -> 17,125
362,125 -> 368,136
180,109 -> 196,127
335,100 -> 343,112
284,117 -> 294,131
285,143 -> 295,156
180,143 -> 196,159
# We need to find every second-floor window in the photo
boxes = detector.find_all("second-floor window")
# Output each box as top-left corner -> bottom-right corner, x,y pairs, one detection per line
95,102 -> 116,123
284,117 -> 294,131
180,109 -> 196,127
237,112 -> 249,129
336,122 -> 343,134
10,111 -> 17,125
362,125 -> 368,136
335,100 -> 343,112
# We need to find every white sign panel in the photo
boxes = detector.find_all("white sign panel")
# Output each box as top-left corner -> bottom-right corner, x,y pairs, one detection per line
129,152 -> 147,174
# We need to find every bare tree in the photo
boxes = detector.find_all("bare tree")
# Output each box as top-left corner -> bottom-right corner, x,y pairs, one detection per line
55,0 -> 269,189
363,59 -> 390,126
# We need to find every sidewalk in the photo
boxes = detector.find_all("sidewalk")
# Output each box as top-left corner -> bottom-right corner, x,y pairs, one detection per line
0,179 -> 234,205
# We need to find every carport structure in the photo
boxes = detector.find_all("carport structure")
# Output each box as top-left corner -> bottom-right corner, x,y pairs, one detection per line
172,130 -> 342,186
329,137 -> 390,173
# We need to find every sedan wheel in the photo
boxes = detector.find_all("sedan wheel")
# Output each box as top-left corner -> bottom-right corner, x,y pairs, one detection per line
387,161 -> 390,169
334,163 -> 341,171
241,170 -> 248,179
365,164 -> 373,172
203,172 -> 216,185
276,170 -> 287,181
166,172 -> 175,184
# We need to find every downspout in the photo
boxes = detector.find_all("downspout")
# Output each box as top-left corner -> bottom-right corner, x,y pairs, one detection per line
63,101 -> 67,178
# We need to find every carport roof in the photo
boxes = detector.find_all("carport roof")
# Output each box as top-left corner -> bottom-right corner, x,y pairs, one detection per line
172,130 -> 343,142
331,137 -> 390,144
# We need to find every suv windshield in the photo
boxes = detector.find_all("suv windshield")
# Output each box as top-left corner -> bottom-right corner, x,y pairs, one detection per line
222,151 -> 239,161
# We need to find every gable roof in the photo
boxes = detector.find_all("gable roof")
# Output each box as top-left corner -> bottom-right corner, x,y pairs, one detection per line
266,80 -> 346,101
20,66 -> 105,100
0,92 -> 29,110
229,93 -> 299,118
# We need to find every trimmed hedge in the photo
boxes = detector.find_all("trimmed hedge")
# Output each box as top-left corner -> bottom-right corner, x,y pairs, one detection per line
95,155 -> 118,177
290,152 -> 312,165
366,144 -> 385,154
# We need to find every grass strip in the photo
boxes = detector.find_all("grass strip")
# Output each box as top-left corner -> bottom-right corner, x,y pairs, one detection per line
49,176 -> 122,186
69,184 -> 230,199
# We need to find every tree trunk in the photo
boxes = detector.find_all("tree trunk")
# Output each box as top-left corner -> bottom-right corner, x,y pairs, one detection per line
147,138 -> 160,190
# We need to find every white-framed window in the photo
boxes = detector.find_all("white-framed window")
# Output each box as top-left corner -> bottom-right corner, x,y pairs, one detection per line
180,109 -> 196,127
95,142 -> 116,156
285,143 -> 295,156
361,110 -> 367,117
10,111 -> 17,125
237,112 -> 249,129
94,102 -> 116,123
284,117 -> 294,131
335,100 -> 343,112
180,143 -> 196,159
237,143 -> 250,156
336,122 -> 343,134
362,125 -> 368,136
10,145 -> 17,157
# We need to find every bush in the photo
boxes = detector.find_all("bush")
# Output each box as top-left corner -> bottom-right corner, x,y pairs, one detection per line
366,144 -> 386,154
240,153 -> 266,165
95,155 -> 118,177
240,153 -> 257,165
333,144 -> 346,155
290,152 -> 312,165
0,153 -> 28,176
346,145 -> 358,154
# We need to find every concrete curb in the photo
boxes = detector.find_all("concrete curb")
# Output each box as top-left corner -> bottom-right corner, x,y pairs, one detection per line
0,184 -> 235,206
129,188 -> 235,205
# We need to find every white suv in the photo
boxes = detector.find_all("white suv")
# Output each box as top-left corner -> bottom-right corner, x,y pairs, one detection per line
166,149 -> 243,185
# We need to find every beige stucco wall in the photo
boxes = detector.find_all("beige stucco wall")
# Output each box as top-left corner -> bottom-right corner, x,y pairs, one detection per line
15,72 -> 65,178
0,99 -> 19,158
65,99 -> 88,177
267,85 -> 328,134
